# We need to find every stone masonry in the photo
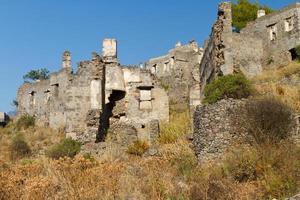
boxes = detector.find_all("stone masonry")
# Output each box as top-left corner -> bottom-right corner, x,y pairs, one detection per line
193,99 -> 300,161
199,2 -> 300,99
145,41 -> 203,114
16,2 -> 300,155
17,39 -> 169,146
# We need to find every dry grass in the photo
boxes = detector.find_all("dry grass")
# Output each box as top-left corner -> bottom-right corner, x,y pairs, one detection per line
0,123 -> 64,162
252,61 -> 300,112
2,136 -> 298,199
158,110 -> 191,144
254,61 -> 300,83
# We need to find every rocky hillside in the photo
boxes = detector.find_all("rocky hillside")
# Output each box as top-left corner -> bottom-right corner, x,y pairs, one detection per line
0,62 -> 300,199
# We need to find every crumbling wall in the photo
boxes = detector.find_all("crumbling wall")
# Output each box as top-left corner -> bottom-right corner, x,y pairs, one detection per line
17,51 -> 105,143
65,56 -> 105,143
199,2 -> 233,98
17,79 -> 51,126
145,41 -> 203,113
17,38 -> 170,147
111,67 -> 169,143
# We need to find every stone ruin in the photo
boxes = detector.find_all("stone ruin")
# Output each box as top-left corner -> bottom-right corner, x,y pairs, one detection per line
17,39 -> 169,147
199,2 -> 300,98
145,40 -> 204,114
16,2 -> 300,156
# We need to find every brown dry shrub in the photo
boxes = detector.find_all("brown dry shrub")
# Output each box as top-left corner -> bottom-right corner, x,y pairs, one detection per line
244,97 -> 293,144
10,134 -> 31,161
126,140 -> 149,156
158,110 -> 191,144
189,164 -> 262,200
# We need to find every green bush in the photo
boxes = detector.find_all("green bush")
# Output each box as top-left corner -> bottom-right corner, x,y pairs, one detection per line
126,140 -> 149,156
245,97 -> 293,144
203,74 -> 253,104
16,115 -> 35,130
10,134 -> 31,160
47,138 -> 81,159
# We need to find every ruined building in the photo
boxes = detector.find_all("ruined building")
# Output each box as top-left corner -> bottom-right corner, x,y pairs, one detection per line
199,2 -> 300,97
17,39 -> 169,145
145,41 -> 203,114
17,2 -> 300,151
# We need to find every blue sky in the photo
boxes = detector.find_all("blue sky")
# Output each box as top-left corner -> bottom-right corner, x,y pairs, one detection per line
0,0 -> 298,112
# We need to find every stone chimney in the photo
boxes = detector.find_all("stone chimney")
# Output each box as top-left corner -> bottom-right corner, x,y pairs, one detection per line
102,38 -> 117,63
62,51 -> 71,70
257,9 -> 266,18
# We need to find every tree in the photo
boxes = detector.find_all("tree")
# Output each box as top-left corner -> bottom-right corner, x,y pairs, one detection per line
23,68 -> 50,82
232,0 -> 273,31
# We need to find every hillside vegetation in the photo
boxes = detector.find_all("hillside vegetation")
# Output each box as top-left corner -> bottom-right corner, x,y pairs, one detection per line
0,62 -> 300,199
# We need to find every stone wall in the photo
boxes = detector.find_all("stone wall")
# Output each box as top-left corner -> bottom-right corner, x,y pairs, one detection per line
17,39 -> 169,146
199,2 -> 300,99
193,99 -> 300,161
199,2 -> 233,98
107,67 -> 169,144
229,34 -> 263,76
145,41 -> 203,114
17,51 -> 105,143
193,99 -> 247,161
241,3 -> 300,68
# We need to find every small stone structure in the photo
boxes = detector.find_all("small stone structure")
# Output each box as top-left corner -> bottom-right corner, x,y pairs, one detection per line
193,99 -> 248,160
193,99 -> 300,161
0,112 -> 9,127
145,41 -> 203,114
17,39 -> 169,146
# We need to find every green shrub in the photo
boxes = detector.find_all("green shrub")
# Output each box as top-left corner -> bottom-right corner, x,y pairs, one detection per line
47,138 -> 81,159
16,115 -> 35,130
10,134 -> 31,160
245,97 -> 293,144
203,74 -> 253,104
126,140 -> 149,156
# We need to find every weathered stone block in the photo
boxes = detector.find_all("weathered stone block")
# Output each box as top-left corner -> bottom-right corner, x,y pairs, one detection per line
140,101 -> 152,110
102,38 -> 117,59
140,89 -> 151,101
